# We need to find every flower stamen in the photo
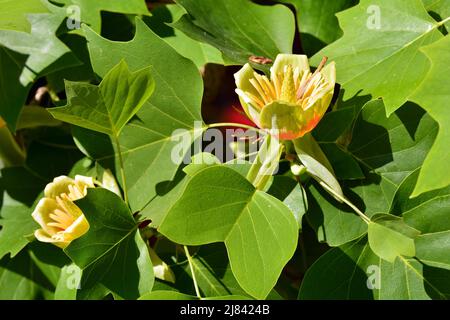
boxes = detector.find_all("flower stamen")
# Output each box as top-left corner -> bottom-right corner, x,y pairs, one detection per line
297,56 -> 328,100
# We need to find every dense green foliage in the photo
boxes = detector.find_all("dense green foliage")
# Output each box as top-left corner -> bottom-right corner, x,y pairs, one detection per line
0,0 -> 449,300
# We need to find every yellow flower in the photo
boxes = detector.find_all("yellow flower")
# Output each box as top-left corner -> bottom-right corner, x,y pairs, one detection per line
234,54 -> 335,140
32,175 -> 94,249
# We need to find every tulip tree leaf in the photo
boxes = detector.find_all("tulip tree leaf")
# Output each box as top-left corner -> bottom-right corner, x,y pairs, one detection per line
145,4 -> 224,68
415,233 -> 450,271
368,214 -> 420,262
298,237 -> 376,299
64,188 -> 154,300
422,0 -> 450,30
73,18 -> 204,211
0,48 -> 31,130
16,106 -> 62,130
267,176 -> 308,229
0,0 -> 49,32
139,157 -> 250,229
49,60 -> 155,136
55,263 -> 111,300
53,0 -> 150,32
410,36 -> 450,196
298,237 -> 450,299
311,0 -> 446,115
305,99 -> 438,247
0,2 -> 79,87
391,169 -> 450,270
313,106 -> 364,180
0,1 -> 80,129
300,166 -> 450,299
159,166 -> 298,299
0,250 -> 54,300
347,101 -> 437,213
54,264 -> 80,300
172,0 -> 295,65
0,205 -> 38,260
174,244 -> 249,297
278,0 -> 358,55
318,144 -> 365,180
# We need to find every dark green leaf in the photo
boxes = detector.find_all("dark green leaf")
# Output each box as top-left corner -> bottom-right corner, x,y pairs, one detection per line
75,18 -> 204,211
65,188 -> 154,299
173,0 -> 295,65
279,0 -> 358,55
53,0 -> 149,32
144,4 -> 223,68
174,243 -> 248,297
0,1 -> 80,129
299,236 -> 450,299
391,169 -> 450,270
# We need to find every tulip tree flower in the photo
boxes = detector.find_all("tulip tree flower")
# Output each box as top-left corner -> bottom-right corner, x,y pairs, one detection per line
234,54 -> 335,140
32,175 -> 94,249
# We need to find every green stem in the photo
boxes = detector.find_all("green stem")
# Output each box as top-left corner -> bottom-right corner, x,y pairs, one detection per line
207,122 -> 267,135
318,180 -> 371,224
113,133 -> 128,204
231,150 -> 259,162
184,245 -> 202,299
437,16 -> 450,27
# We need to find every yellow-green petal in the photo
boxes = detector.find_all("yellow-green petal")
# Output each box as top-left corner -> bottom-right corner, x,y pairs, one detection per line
234,63 -> 261,124
303,62 -> 336,115
59,196 -> 84,220
74,175 -> 95,191
320,61 -> 336,89
270,54 -> 310,77
63,215 -> 89,242
259,101 -> 318,140
34,229 -> 69,249
44,176 -> 76,199
32,198 -> 59,236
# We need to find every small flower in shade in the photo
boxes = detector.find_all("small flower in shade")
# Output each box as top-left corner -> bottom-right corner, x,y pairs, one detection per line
234,54 -> 336,140
32,175 -> 94,249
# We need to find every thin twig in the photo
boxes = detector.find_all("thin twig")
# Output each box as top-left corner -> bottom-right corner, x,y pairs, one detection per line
184,246 -> 202,299
318,181 -> 371,224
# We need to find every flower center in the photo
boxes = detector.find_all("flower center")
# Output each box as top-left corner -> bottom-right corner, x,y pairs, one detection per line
47,195 -> 76,232
238,58 -> 330,112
